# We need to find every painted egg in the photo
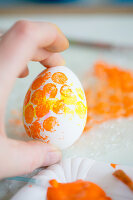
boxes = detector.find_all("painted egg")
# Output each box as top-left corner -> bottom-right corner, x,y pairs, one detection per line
23,66 -> 87,149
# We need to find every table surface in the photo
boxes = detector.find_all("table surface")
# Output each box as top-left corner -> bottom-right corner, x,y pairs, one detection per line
0,4 -> 133,15
0,13 -> 133,200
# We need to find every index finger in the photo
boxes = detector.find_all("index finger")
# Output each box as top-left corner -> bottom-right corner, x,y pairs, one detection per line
8,20 -> 69,52
0,21 -> 69,115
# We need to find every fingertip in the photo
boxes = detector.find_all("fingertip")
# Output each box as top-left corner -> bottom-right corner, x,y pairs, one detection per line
45,24 -> 69,52
40,53 -> 66,68
44,149 -> 62,166
54,24 -> 69,50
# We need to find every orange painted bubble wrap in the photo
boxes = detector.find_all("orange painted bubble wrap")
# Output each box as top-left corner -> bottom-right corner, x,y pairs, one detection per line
23,66 -> 87,149
84,61 -> 133,132
47,179 -> 112,200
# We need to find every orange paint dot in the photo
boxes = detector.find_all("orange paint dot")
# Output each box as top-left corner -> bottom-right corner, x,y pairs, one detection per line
60,85 -> 73,97
25,105 -> 34,124
52,72 -> 68,84
110,163 -> 117,169
31,90 -> 45,105
24,124 -> 31,137
43,116 -> 59,132
24,89 -> 31,106
53,100 -> 65,114
30,119 -> 42,139
35,104 -> 50,118
43,83 -> 57,98
60,85 -> 77,105
47,179 -> 112,200
43,71 -> 52,79
32,77 -> 45,90
39,70 -> 52,79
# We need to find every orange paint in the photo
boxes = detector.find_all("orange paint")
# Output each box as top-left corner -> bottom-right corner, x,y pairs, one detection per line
25,105 -> 34,124
30,120 -> 42,139
53,100 -> 65,114
32,71 -> 52,90
24,89 -> 31,106
110,163 -> 117,169
43,116 -> 59,132
31,90 -> 45,105
44,71 -> 52,79
32,77 -> 45,90
43,83 -> 57,98
84,61 -> 133,133
39,71 -> 52,79
47,179 -> 112,200
35,104 -> 50,118
60,84 -> 73,97
113,169 -> 133,192
39,135 -> 49,143
52,72 -> 68,84
24,124 -> 31,137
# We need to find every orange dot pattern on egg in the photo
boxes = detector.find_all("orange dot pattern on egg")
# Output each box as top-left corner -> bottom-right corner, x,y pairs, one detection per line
35,104 -> 50,118
43,116 -> 59,132
31,90 -> 45,105
25,105 -> 34,124
60,85 -> 73,97
32,77 -> 45,90
43,83 -> 57,98
47,179 -> 112,200
39,70 -> 52,79
30,120 -> 49,142
43,71 -> 52,79
24,124 -> 31,137
60,85 -> 77,105
52,72 -> 68,84
84,61 -> 133,133
24,89 -> 31,106
30,119 -> 42,139
53,100 -> 65,114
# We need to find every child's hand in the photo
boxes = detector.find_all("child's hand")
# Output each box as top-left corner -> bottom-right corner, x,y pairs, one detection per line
0,20 -> 69,179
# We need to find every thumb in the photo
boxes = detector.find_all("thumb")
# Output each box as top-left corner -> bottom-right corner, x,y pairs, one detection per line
0,137 -> 61,179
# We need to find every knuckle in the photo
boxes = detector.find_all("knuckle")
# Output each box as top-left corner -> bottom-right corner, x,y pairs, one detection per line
13,20 -> 33,40
25,157 -> 37,174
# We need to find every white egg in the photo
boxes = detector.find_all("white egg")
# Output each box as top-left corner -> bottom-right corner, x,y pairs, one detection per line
23,66 -> 87,149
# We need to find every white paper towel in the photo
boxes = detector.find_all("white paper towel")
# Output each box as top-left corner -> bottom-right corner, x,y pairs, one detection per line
11,157 -> 133,200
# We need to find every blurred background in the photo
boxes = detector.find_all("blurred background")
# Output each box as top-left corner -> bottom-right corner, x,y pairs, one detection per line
0,0 -> 133,6
0,0 -> 133,12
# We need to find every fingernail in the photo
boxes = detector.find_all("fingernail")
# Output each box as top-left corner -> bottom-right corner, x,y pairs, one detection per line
44,149 -> 62,166
54,25 -> 69,48
53,24 -> 63,34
